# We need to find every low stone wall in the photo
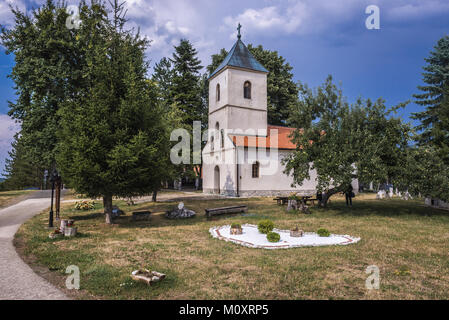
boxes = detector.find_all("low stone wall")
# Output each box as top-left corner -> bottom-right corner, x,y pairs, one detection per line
425,198 -> 449,211
203,189 -> 316,198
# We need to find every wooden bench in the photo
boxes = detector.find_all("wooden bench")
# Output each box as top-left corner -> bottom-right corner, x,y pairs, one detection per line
302,198 -> 318,206
205,205 -> 248,218
273,197 -> 289,205
132,211 -> 152,221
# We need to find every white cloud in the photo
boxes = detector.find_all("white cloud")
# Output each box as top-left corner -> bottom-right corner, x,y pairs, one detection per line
0,0 -> 26,27
387,0 -> 449,21
0,114 -> 20,176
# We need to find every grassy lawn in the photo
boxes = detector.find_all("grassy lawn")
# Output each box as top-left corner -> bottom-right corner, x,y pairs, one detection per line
0,190 -> 35,209
15,193 -> 449,300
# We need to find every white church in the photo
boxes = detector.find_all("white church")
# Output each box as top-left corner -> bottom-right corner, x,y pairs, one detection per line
202,31 -> 344,197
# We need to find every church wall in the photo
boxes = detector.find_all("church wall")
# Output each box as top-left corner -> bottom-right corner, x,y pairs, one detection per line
208,69 -> 229,114
209,107 -> 267,134
202,140 -> 239,197
238,148 -> 317,196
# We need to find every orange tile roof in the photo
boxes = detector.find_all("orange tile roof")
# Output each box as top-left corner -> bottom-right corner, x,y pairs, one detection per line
229,125 -> 297,150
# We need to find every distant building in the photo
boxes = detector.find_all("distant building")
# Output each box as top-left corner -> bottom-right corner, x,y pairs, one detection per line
425,198 -> 449,211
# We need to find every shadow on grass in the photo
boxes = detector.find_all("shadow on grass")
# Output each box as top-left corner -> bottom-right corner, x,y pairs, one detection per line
325,198 -> 448,217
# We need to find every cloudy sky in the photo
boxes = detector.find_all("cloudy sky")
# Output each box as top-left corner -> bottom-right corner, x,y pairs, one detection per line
1,0 -> 449,176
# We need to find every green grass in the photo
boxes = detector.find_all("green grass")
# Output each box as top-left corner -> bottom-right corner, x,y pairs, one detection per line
15,193 -> 449,300
0,190 -> 35,208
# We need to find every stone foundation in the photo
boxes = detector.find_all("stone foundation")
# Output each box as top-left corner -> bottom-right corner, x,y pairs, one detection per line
203,189 -> 316,198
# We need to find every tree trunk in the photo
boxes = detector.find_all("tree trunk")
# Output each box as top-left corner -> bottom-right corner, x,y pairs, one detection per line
319,187 -> 343,207
152,190 -> 158,202
103,195 -> 113,224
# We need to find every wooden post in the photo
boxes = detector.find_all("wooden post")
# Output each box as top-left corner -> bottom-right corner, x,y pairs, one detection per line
55,176 -> 62,220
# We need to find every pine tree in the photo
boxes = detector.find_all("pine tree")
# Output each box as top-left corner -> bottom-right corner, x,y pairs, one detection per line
170,39 -> 204,126
152,57 -> 175,107
1,0 -> 77,169
412,35 -> 449,163
57,0 -> 171,223
3,134 -> 45,190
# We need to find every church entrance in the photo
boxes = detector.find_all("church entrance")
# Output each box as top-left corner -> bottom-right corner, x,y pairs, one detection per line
214,166 -> 220,194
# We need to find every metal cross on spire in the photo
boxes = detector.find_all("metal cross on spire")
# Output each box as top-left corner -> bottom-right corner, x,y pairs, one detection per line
237,23 -> 242,40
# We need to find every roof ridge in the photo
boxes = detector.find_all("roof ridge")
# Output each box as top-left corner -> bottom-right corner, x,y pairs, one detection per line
209,39 -> 268,79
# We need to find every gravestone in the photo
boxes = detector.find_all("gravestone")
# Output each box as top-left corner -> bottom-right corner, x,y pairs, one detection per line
166,202 -> 196,219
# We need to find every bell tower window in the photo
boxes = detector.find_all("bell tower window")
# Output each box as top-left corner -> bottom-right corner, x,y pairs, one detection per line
244,81 -> 251,99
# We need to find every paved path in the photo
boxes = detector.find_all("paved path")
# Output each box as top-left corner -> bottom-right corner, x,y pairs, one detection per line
0,191 -> 68,300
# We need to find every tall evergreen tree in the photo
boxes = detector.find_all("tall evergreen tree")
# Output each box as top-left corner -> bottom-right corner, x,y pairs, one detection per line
1,0 -> 77,170
57,0 -> 171,223
170,39 -> 204,127
412,35 -> 449,163
3,134 -> 45,190
207,45 -> 298,125
152,57 -> 175,107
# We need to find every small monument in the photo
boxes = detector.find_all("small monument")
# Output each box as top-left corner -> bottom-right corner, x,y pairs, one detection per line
165,202 -> 196,219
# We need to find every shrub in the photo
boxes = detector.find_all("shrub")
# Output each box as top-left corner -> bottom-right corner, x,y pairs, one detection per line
317,228 -> 331,237
258,220 -> 274,234
267,232 -> 280,243
231,223 -> 241,229
74,200 -> 95,211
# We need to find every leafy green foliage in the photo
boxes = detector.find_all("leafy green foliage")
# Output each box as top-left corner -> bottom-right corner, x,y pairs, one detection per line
398,147 -> 449,202
317,228 -> 330,237
266,232 -> 280,243
0,0 -> 77,168
74,201 -> 96,211
285,76 -> 411,205
56,1 -> 172,222
2,134 -> 45,190
258,220 -> 274,234
412,35 -> 449,164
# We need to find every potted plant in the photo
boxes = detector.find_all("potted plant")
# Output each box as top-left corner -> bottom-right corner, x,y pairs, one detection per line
49,229 -> 63,239
317,228 -> 331,237
267,231 -> 281,243
64,221 -> 77,237
230,223 -> 243,235
290,226 -> 304,237
257,220 -> 274,234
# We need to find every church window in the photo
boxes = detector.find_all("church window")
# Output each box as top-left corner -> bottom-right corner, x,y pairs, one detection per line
252,161 -> 260,178
220,129 -> 224,148
244,81 -> 252,99
211,136 -> 214,152
216,84 -> 220,101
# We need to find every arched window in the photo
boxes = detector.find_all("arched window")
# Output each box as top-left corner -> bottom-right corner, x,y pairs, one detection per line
220,129 -> 224,148
211,136 -> 214,152
244,81 -> 251,99
216,83 -> 220,102
252,161 -> 260,178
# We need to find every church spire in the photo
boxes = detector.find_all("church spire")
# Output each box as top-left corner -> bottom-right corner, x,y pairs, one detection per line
237,23 -> 242,40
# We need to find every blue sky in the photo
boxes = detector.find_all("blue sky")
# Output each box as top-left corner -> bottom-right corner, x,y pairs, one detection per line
1,0 -> 449,175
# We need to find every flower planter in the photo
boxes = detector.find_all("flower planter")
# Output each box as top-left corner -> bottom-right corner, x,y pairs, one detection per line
230,227 -> 243,235
49,232 -> 63,239
131,269 -> 166,286
64,227 -> 77,237
290,229 -> 304,237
